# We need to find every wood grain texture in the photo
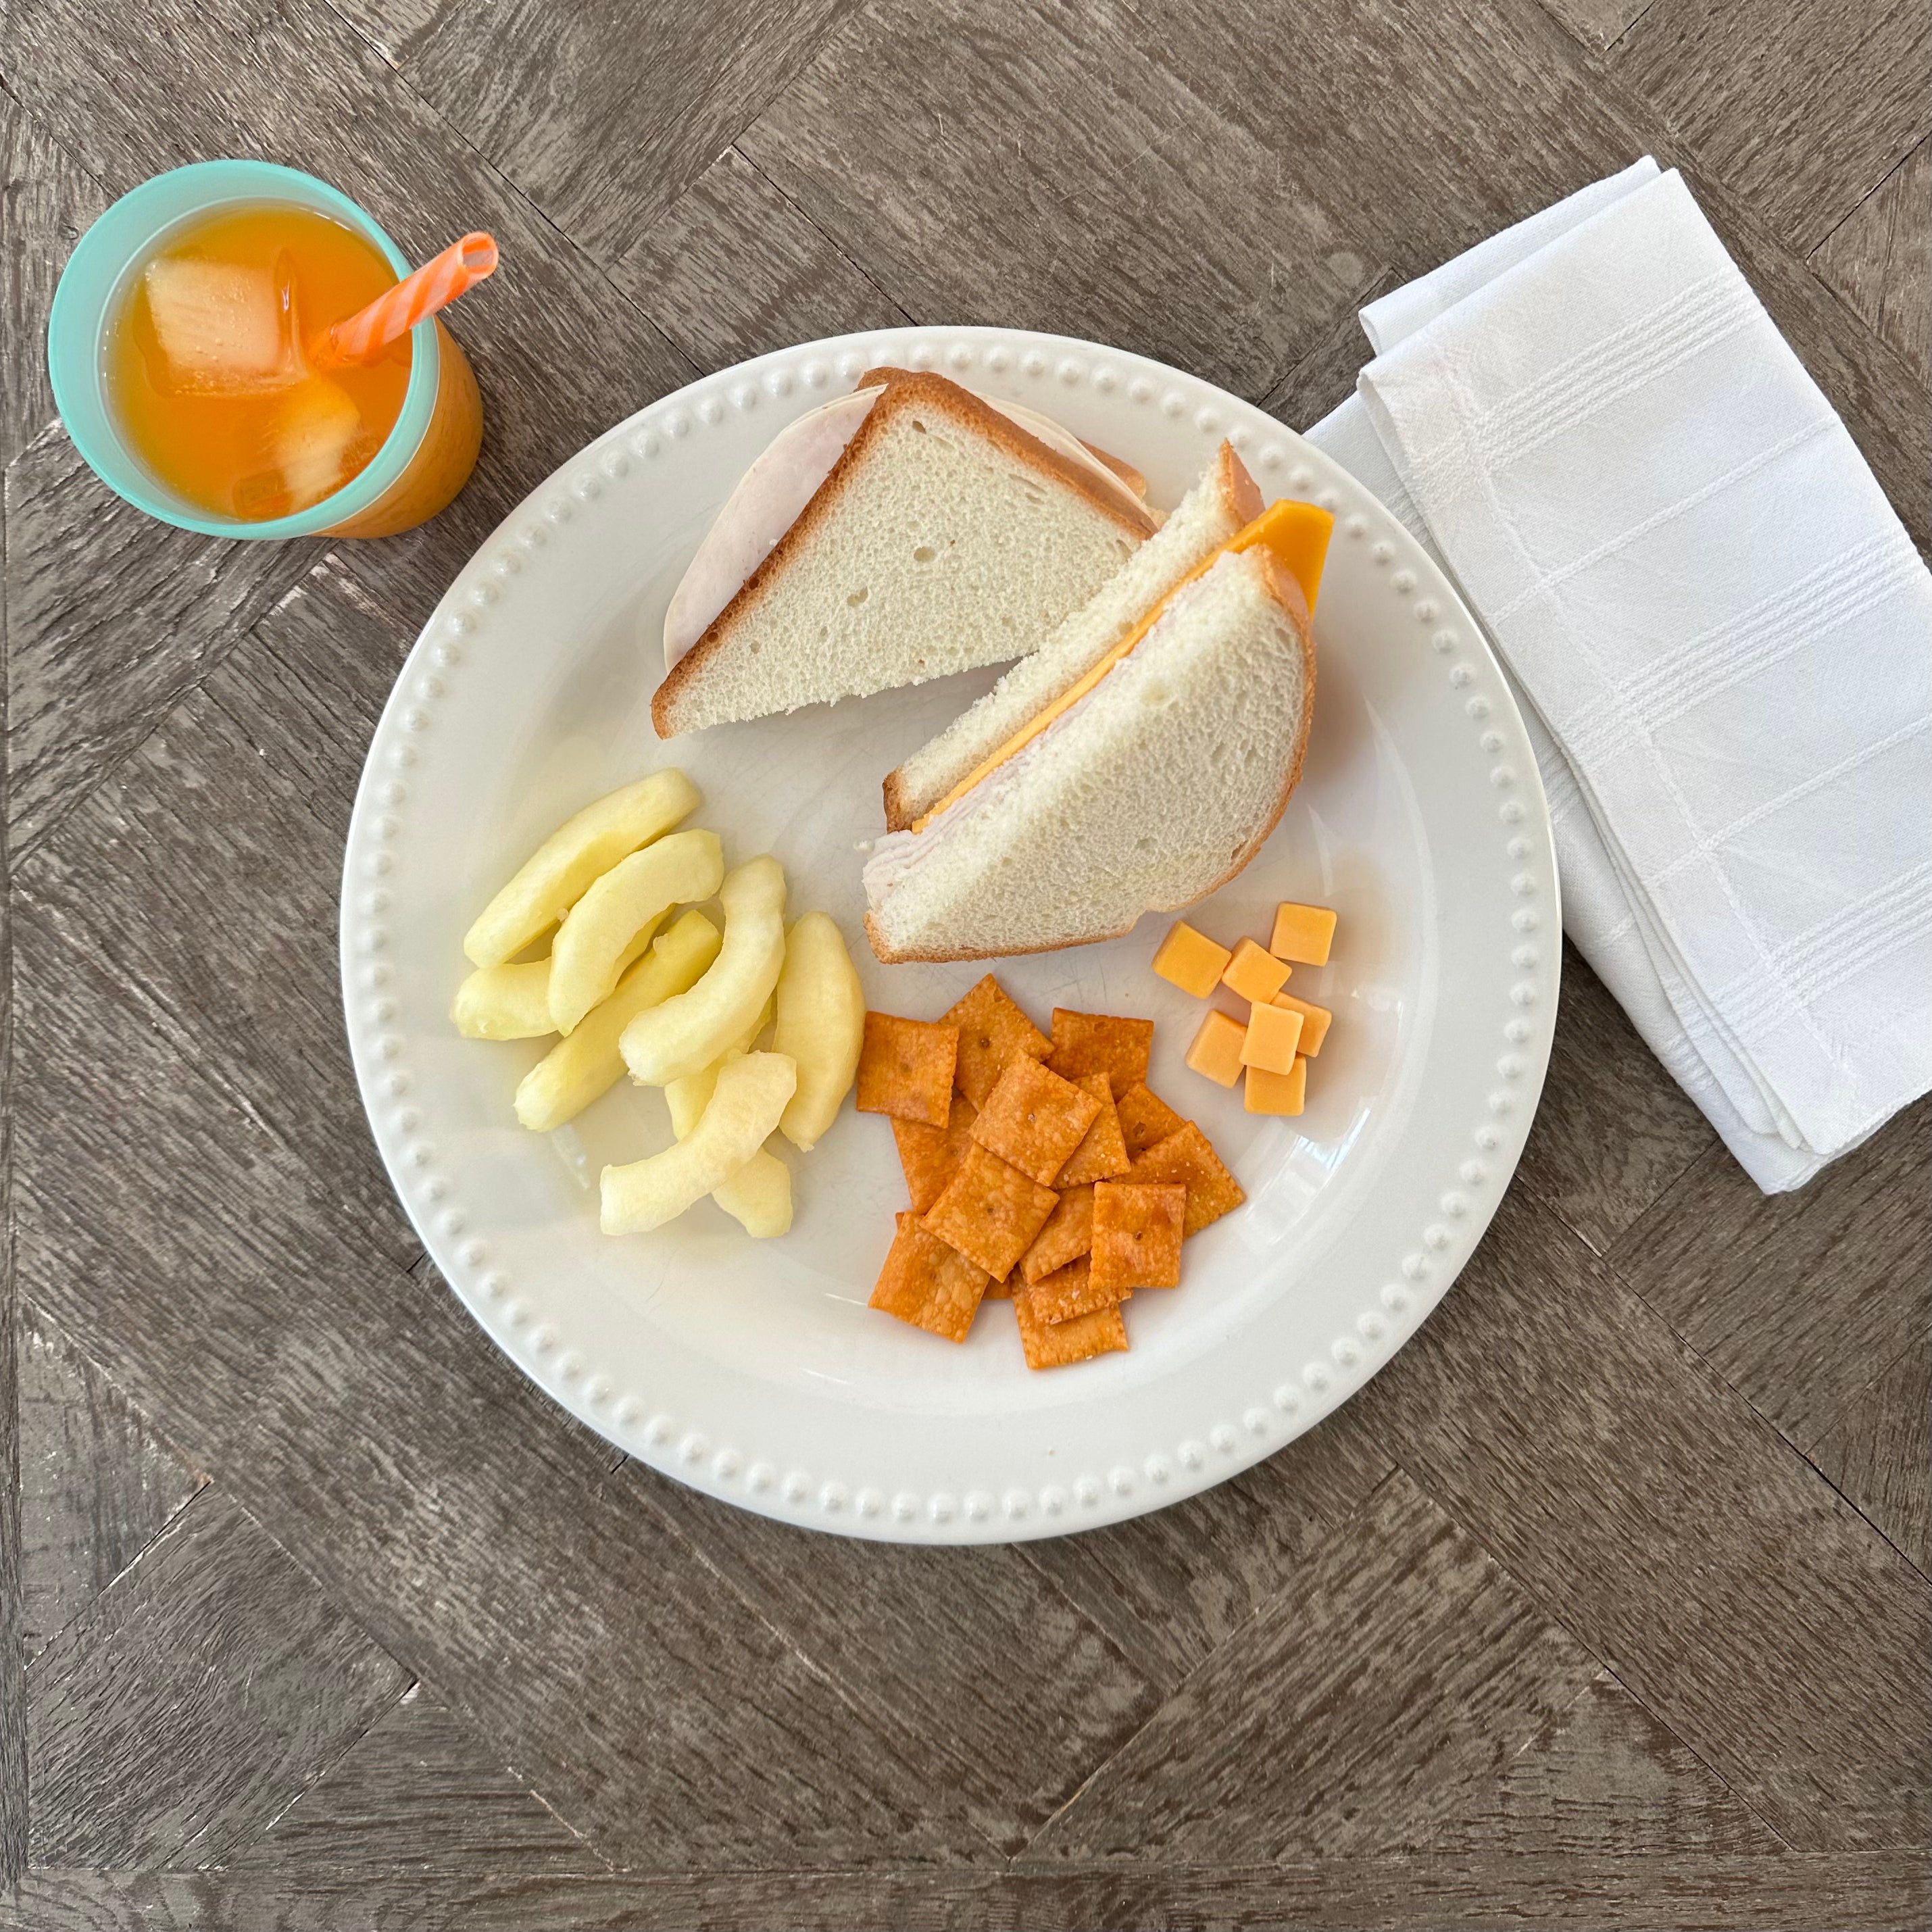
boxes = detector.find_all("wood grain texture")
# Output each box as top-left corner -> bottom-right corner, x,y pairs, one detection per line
1610,1099 -> 1931,1451
1531,0 -> 1654,52
0,758 -> 19,1889
405,0 -> 854,259
1354,1189 -> 1932,1850
3,430 -> 315,858
1255,270 -> 1395,430
1029,1472 -> 1600,1858
1610,0 -> 1929,251
1016,1406 -> 1393,1689
0,90 -> 103,468
218,1685 -> 606,1877
615,147 -> 911,376
9,898 -> 390,1441
1514,944 -> 1716,1254
3,1858 -> 1929,1932
316,0 -> 448,67
1111,0 -> 1638,287
741,0 -> 1377,399
634,1466 -> 1162,1854
26,1486 -> 410,1868
0,1358 -> 17,1890
1810,1337 -> 1932,1578
17,555 -> 426,1274
14,1302 -> 202,1659
1422,1670 -> 1781,1852
1812,139 -> 1932,387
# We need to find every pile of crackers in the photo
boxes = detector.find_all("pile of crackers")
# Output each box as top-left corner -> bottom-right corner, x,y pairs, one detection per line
857,976 -> 1245,1369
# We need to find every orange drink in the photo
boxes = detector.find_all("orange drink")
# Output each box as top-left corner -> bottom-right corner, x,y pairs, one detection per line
51,162 -> 484,541
109,203 -> 414,522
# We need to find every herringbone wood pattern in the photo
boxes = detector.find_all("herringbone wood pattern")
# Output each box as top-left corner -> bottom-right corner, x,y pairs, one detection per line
1,2 -> 1927,1925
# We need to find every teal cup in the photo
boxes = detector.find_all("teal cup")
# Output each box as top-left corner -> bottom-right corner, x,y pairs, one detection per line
47,159 -> 447,540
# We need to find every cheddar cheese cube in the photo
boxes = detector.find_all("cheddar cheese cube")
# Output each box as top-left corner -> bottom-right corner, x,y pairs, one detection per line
1270,990 -> 1332,1056
1184,1008 -> 1247,1088
1269,901 -> 1337,966
1221,937 -> 1291,1004
1152,920 -> 1233,999
1240,1000 -> 1304,1073
1245,1058 -> 1308,1116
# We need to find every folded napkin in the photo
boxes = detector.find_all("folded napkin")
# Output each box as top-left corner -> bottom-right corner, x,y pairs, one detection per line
1306,160 -> 1932,1191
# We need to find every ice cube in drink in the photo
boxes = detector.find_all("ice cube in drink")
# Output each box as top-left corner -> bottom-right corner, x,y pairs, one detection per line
141,251 -> 301,395
230,376 -> 368,518
274,376 -> 365,508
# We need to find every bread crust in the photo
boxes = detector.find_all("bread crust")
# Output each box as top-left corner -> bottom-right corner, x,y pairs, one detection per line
866,548 -> 1316,965
880,762 -> 916,833
1218,439 -> 1265,527
857,366 -> 1145,496
1194,544 -> 1316,897
1086,445 -> 1146,498
877,441 -> 1266,834
653,372 -> 1156,738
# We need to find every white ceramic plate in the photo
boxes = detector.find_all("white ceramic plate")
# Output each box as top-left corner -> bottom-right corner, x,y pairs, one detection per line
341,326 -> 1558,1544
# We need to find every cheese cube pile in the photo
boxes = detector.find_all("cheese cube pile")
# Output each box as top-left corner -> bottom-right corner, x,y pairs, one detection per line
1154,901 -> 1337,1116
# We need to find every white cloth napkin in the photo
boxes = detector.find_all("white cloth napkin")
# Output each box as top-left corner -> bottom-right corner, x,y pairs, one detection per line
1306,160 -> 1932,1191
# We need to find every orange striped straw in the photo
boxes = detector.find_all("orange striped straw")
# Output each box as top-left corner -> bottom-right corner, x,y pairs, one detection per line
314,231 -> 498,368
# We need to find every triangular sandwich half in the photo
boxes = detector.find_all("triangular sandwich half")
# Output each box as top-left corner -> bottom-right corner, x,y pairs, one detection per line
882,441 -> 1263,831
862,497 -> 1331,963
652,371 -> 1158,737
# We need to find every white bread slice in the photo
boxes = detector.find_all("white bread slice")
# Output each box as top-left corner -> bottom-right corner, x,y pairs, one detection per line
863,547 -> 1315,963
881,442 -> 1262,830
652,374 -> 1157,738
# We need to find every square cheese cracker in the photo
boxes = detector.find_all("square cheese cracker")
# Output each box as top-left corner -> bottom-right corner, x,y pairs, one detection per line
870,1212 -> 991,1343
1018,1253 -> 1129,1326
1014,1295 -> 1130,1370
1018,1183 -> 1094,1285
1130,1122 -> 1245,1236
1090,1181 -> 1186,1291
1045,1009 -> 1154,1099
1056,1072 -> 1132,1185
922,1143 -> 1060,1281
1115,1081 -> 1186,1159
857,1012 -> 959,1127
970,1056 -> 1101,1187
891,1093 -> 978,1214
941,974 -> 1052,1109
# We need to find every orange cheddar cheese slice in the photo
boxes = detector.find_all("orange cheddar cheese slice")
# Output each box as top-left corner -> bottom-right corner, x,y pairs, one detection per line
909,497 -> 1335,833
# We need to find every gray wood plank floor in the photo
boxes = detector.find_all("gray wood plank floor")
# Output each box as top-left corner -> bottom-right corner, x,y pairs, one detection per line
1,1 -> 1927,1925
